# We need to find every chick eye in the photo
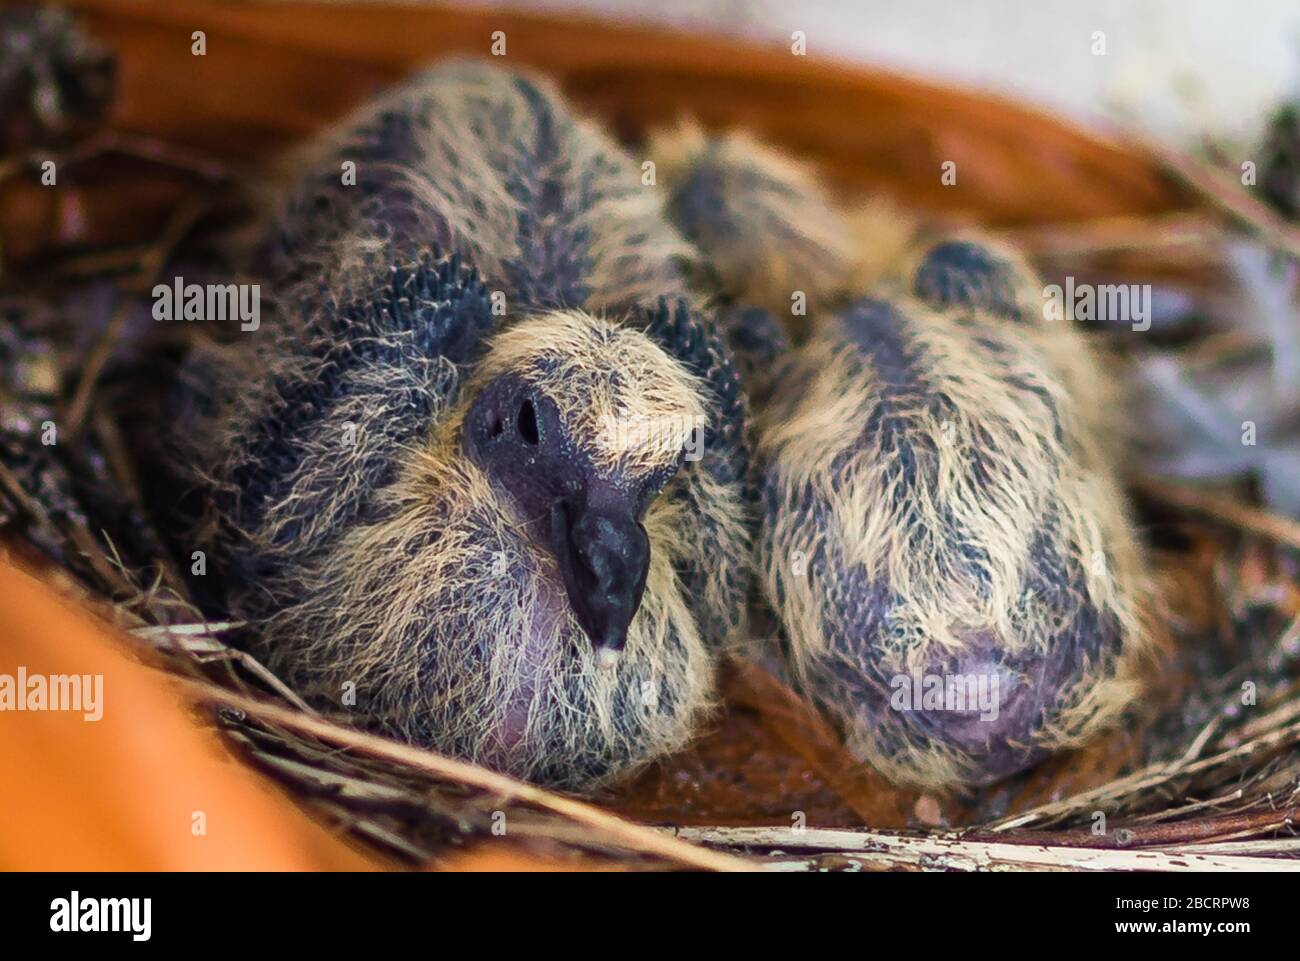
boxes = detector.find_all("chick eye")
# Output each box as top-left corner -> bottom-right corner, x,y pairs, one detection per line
517,399 -> 539,445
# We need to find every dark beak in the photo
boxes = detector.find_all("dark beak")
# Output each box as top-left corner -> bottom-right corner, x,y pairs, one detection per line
550,498 -> 650,656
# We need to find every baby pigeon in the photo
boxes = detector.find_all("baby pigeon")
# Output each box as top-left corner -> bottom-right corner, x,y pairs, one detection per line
655,130 -> 1156,789
169,62 -> 752,791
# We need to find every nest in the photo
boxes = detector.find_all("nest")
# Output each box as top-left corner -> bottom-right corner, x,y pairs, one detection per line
2,1 -> 1299,871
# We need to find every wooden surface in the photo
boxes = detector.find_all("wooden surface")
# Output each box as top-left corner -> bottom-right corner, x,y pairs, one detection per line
63,0 -> 1190,209
6,0 -> 1197,269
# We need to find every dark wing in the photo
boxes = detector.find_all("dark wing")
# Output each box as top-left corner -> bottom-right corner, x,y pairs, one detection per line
171,253 -> 493,603
640,298 -> 754,647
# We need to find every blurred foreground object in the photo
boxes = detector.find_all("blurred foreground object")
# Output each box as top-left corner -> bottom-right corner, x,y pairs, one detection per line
1126,95 -> 1300,518
1135,243 -> 1300,516
0,561 -> 379,870
1260,99 -> 1300,220
0,5 -> 115,151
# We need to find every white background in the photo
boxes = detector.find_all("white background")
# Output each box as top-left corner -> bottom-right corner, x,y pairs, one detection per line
497,0 -> 1300,146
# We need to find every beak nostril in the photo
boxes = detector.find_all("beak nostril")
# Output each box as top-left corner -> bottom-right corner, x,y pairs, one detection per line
516,399 -> 539,445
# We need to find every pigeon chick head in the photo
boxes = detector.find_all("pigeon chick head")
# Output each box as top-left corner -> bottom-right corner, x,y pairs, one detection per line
169,61 -> 756,793
182,260 -> 753,792
351,310 -> 726,786
451,307 -> 712,661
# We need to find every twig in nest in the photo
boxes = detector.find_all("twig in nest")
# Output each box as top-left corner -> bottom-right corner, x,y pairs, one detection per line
0,130 -> 229,188
1133,474 -> 1300,551
669,826 -> 1298,872
168,676 -> 754,872
987,710 -> 1300,832
0,458 -> 60,543
1136,134 -> 1300,262
131,620 -> 244,637
1127,787 -> 1246,824
90,409 -> 192,602
131,620 -> 317,715
967,805 -> 1296,850
990,211 -> 1227,260
0,460 -> 135,599
61,196 -> 210,438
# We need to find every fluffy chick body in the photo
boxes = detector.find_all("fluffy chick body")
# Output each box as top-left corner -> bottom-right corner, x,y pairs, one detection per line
172,62 -> 752,791
656,130 -> 1156,788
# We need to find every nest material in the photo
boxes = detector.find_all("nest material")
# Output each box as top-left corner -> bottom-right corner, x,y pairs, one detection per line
2,4 -> 1300,871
